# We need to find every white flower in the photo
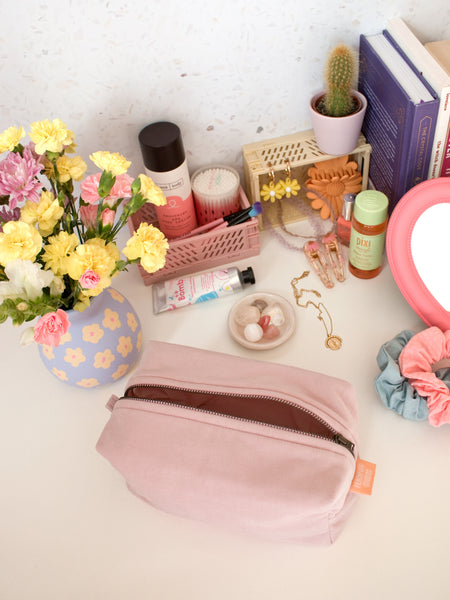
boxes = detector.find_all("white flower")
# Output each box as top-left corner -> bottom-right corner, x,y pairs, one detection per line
0,280 -> 24,303
49,275 -> 65,296
4,259 -> 54,300
19,327 -> 36,346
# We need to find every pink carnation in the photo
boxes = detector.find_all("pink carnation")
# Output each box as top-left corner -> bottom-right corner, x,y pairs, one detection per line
107,173 -> 133,203
34,309 -> 70,347
80,204 -> 98,230
79,269 -> 101,289
101,208 -> 115,227
80,173 -> 101,204
80,172 -> 133,206
0,146 -> 43,209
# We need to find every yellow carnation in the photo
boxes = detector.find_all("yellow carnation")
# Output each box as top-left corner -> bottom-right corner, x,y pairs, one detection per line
66,238 -> 119,293
21,190 -> 64,237
41,231 -> 79,276
73,291 -> 91,312
85,237 -> 120,267
56,155 -> 87,183
89,151 -> 131,176
0,221 -> 42,266
122,223 -> 168,274
29,118 -> 74,155
41,157 -> 56,181
0,126 -> 25,152
138,174 -> 167,206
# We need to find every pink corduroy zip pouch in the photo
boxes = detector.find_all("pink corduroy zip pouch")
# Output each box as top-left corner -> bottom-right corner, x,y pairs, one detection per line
96,341 -> 360,545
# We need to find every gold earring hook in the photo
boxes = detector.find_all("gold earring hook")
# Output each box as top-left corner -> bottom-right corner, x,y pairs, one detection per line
284,159 -> 291,179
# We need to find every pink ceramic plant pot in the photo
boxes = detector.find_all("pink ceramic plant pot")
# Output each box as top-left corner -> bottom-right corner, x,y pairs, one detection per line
309,90 -> 367,156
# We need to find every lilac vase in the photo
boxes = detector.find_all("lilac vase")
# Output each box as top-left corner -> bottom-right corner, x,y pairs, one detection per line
38,288 -> 142,388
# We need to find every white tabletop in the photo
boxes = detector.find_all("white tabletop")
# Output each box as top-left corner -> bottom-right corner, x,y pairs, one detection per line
2,221 -> 449,600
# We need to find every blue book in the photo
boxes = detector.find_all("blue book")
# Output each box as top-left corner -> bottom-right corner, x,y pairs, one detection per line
358,32 -> 439,212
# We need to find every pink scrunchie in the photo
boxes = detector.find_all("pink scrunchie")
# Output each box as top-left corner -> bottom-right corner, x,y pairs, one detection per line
399,327 -> 450,427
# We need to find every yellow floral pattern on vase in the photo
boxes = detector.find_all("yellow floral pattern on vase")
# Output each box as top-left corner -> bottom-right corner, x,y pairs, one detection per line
82,323 -> 104,343
52,367 -> 69,381
112,363 -> 130,380
42,344 -> 54,360
127,312 -> 138,332
59,331 -> 72,344
117,336 -> 133,358
109,289 -> 125,303
137,330 -> 143,351
103,308 -> 121,330
94,348 -> 115,369
78,378 -> 100,388
64,347 -> 86,367
38,288 -> 142,387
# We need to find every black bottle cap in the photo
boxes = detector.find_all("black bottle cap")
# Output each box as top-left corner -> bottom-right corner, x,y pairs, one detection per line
241,267 -> 256,286
138,121 -> 185,172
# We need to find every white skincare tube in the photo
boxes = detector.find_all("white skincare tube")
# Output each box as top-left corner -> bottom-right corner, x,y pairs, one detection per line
152,266 -> 255,314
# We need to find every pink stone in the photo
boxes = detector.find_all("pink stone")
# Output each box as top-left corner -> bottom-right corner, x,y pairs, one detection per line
263,324 -> 280,340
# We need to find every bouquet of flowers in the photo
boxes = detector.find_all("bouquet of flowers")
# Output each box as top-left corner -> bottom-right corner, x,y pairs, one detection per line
0,118 -> 169,347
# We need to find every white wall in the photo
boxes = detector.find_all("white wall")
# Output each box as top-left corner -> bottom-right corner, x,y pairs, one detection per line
2,0 -> 449,180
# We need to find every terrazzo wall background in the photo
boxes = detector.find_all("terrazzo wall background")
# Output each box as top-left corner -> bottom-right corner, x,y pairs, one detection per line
2,0 -> 450,181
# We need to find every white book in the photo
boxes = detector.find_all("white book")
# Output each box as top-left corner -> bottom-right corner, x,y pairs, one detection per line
386,17 -> 450,178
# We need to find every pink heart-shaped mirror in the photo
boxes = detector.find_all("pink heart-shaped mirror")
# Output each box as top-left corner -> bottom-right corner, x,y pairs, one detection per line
386,178 -> 450,331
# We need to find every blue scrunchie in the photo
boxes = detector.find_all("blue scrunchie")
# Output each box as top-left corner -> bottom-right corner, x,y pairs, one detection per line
375,330 -> 450,421
374,330 -> 429,421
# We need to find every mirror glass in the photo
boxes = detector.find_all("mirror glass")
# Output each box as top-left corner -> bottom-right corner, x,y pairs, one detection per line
386,178 -> 450,332
411,203 -> 450,311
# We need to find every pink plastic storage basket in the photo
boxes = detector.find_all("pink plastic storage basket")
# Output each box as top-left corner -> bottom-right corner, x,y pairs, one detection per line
128,187 -> 260,285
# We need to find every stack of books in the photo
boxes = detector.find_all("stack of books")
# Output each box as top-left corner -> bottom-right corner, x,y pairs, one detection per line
358,18 -> 450,212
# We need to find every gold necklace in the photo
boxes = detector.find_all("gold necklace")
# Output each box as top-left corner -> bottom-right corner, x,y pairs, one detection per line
290,271 -> 343,351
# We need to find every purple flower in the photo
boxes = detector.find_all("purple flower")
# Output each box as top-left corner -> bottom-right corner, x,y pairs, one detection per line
0,205 -> 21,231
0,146 -> 44,209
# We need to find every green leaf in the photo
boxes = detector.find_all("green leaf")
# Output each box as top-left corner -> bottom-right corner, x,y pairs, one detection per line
131,177 -> 141,195
46,151 -> 60,162
123,192 -> 146,217
97,171 -> 116,198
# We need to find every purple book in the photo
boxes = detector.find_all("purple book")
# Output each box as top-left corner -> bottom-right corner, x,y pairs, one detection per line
358,33 -> 439,212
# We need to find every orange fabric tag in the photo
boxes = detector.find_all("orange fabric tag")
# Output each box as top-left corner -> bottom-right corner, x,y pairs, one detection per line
350,458 -> 376,495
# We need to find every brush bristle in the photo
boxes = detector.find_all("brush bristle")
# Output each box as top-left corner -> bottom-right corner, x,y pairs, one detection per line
250,201 -> 262,216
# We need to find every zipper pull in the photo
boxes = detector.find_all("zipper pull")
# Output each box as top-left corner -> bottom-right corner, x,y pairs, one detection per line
333,433 -> 355,455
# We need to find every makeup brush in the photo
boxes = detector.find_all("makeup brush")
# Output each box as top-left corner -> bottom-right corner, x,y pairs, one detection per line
211,201 -> 262,230
177,202 -> 262,240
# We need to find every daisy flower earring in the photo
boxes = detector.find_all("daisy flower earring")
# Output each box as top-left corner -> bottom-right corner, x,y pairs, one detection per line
278,160 -> 301,199
260,163 -> 284,203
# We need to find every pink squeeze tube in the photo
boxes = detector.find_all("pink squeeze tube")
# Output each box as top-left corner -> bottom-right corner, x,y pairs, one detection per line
152,266 -> 255,314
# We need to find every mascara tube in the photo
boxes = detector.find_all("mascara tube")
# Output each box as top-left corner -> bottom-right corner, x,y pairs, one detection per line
152,266 -> 255,314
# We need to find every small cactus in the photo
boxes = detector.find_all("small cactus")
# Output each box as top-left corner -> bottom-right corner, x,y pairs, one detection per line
319,45 -> 358,117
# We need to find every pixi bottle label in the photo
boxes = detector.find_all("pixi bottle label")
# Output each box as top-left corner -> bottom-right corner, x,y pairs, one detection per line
349,230 -> 386,271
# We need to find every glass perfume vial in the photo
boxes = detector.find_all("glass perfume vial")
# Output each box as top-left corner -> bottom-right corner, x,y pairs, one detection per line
336,193 -> 355,246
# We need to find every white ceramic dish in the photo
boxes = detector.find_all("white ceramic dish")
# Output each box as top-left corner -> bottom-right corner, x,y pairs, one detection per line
228,292 -> 296,350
